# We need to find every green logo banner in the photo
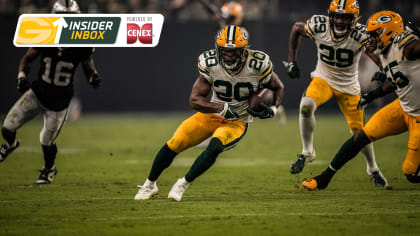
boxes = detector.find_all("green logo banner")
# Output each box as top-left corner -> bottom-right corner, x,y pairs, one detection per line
59,17 -> 120,44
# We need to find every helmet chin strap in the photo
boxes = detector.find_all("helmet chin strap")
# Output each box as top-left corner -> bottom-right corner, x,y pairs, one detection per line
334,25 -> 347,36
223,59 -> 240,71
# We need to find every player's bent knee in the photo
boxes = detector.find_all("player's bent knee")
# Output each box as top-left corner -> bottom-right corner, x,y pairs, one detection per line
40,129 -> 57,146
207,138 -> 224,156
166,139 -> 185,154
349,123 -> 363,134
300,97 -> 316,117
353,130 -> 371,147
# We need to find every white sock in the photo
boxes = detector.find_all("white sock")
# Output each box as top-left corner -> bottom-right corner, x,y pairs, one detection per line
299,97 -> 317,155
144,179 -> 155,186
181,177 -> 190,184
360,142 -> 378,173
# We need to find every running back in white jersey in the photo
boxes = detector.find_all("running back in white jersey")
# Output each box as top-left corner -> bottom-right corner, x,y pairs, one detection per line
197,48 -> 273,122
380,31 -> 420,117
305,14 -> 370,95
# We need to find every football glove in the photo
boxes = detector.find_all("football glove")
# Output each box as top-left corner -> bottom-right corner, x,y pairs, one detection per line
357,94 -> 371,110
371,71 -> 387,83
218,103 -> 239,120
88,72 -> 101,88
282,61 -> 300,79
358,86 -> 387,110
247,104 -> 277,119
17,73 -> 31,93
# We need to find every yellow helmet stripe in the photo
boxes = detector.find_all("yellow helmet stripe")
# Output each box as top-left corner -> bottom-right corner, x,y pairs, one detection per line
338,0 -> 346,11
227,25 -> 235,42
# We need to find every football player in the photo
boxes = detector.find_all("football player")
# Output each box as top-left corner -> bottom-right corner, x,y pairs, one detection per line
0,0 -> 101,184
302,11 -> 420,190
283,0 -> 388,187
198,0 -> 287,127
199,0 -> 244,28
135,25 -> 284,201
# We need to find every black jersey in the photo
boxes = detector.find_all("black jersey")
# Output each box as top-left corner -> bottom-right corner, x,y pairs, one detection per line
31,47 -> 94,111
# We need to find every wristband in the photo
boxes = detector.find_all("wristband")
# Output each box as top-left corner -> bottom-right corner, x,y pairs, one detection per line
18,71 -> 26,79
270,106 -> 278,115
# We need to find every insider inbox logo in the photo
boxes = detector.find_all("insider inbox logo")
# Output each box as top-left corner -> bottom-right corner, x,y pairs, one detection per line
126,16 -> 154,45
13,14 -> 164,47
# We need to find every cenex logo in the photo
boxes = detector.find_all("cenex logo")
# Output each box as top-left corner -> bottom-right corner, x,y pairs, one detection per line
127,23 -> 153,44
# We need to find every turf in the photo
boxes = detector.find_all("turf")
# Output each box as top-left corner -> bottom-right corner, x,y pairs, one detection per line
0,113 -> 419,236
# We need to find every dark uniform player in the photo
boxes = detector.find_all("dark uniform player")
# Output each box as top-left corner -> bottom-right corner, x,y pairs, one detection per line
0,0 -> 101,184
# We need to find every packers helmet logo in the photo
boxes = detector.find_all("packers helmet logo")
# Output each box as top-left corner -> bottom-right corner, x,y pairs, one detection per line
242,30 -> 248,40
353,1 -> 360,9
377,15 -> 392,24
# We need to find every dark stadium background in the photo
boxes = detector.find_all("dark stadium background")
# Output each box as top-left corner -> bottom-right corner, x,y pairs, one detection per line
0,0 -> 418,113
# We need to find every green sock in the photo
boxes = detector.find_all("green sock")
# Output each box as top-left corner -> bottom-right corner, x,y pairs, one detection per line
147,144 -> 177,181
330,136 -> 365,171
185,138 -> 224,182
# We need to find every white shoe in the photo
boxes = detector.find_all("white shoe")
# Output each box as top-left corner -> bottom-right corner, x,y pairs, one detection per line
367,168 -> 389,187
168,177 -> 190,201
134,180 -> 158,200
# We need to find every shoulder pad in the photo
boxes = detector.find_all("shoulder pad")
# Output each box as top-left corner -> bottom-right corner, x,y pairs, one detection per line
396,31 -> 418,49
248,50 -> 273,83
305,15 -> 328,39
197,49 -> 217,79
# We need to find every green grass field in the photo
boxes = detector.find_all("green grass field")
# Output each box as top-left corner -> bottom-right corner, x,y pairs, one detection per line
0,113 -> 419,236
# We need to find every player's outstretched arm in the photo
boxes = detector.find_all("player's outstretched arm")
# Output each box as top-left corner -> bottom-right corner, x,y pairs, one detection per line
364,50 -> 383,70
82,55 -> 101,88
288,22 -> 307,63
404,39 -> 420,60
18,47 -> 39,78
283,22 -> 308,79
17,47 -> 39,93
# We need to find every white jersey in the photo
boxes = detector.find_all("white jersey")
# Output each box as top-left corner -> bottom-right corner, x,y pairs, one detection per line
380,31 -> 420,117
197,48 -> 273,122
305,15 -> 370,95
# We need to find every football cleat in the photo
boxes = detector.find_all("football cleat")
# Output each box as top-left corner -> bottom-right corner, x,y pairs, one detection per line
302,178 -> 318,190
36,166 -> 58,184
289,153 -> 316,174
168,178 -> 190,202
134,181 -> 158,200
369,170 -> 389,188
0,139 -> 20,163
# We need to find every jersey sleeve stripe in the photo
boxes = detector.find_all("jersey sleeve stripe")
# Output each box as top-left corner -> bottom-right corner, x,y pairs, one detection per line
305,21 -> 315,39
259,62 -> 273,80
358,38 -> 369,49
198,63 -> 211,76
399,34 -> 416,49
